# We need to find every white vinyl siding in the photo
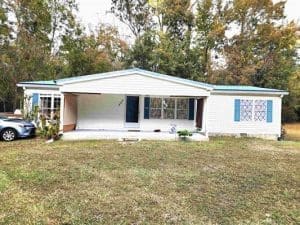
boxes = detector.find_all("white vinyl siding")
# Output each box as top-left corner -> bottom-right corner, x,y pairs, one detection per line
207,94 -> 282,138
75,94 -> 196,132
76,94 -> 126,130
61,74 -> 210,97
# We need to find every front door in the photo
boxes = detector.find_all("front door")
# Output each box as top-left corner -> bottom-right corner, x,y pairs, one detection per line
126,96 -> 139,124
196,98 -> 204,129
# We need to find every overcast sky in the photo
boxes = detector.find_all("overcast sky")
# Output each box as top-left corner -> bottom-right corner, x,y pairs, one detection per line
77,0 -> 300,41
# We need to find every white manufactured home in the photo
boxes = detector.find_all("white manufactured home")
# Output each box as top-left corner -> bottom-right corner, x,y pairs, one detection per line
17,68 -> 288,141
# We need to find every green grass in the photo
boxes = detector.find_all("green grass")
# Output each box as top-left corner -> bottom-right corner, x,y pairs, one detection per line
0,138 -> 299,225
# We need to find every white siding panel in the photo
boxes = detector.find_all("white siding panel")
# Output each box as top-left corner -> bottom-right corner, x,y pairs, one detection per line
76,94 -> 196,132
206,94 -> 282,137
61,74 -> 210,96
77,94 -> 125,130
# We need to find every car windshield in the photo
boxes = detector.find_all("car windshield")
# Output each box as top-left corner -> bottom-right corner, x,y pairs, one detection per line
0,116 -> 8,120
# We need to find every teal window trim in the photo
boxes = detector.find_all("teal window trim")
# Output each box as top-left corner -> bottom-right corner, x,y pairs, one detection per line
234,99 -> 241,122
267,100 -> 273,123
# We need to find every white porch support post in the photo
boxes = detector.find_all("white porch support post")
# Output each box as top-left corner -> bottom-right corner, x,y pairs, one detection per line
202,96 -> 208,137
194,98 -> 197,129
60,93 -> 65,132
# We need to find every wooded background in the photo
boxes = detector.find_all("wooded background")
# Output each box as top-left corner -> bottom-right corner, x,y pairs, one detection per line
0,0 -> 299,122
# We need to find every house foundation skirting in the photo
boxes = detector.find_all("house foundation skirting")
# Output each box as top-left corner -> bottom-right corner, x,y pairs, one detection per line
208,132 -> 279,140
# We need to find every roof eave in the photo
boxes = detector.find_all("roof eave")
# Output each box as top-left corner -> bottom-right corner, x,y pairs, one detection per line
17,83 -> 60,89
211,90 -> 289,96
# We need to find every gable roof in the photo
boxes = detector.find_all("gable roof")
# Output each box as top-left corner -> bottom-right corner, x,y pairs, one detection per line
17,68 -> 288,95
18,68 -> 214,90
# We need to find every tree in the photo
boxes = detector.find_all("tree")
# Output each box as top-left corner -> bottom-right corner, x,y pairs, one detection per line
222,0 -> 296,89
60,23 -> 128,77
48,0 -> 78,53
195,0 -> 228,82
0,0 -> 78,110
283,68 -> 300,122
0,0 -> 11,111
111,0 -> 154,37
126,30 -> 157,70
114,0 -> 202,79
161,0 -> 194,40
0,0 -> 10,44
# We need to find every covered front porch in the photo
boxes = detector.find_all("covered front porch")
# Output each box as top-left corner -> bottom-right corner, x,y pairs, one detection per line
59,93 -> 209,140
57,69 -> 211,141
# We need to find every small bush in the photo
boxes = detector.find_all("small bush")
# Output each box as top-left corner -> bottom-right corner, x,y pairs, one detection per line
39,113 -> 60,140
177,130 -> 193,140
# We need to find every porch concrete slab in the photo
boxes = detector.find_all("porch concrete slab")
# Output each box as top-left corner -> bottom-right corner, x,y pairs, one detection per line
62,130 -> 209,141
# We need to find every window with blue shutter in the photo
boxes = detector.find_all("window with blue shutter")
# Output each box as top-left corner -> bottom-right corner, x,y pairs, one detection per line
267,100 -> 273,123
188,98 -> 195,120
32,93 -> 39,111
234,99 -> 241,122
144,97 -> 150,119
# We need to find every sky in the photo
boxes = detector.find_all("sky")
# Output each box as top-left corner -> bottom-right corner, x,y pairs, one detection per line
77,0 -> 300,41
77,0 -> 131,40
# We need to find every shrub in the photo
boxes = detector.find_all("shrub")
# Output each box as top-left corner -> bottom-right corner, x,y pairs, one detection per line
177,130 -> 193,140
39,113 -> 60,140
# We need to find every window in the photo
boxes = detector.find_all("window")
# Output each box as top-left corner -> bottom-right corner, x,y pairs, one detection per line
254,100 -> 267,121
40,95 -> 52,119
176,98 -> 189,120
163,98 -> 175,119
53,96 -> 61,115
149,97 -> 190,120
240,100 -> 253,121
150,98 -> 162,119
39,94 -> 61,119
236,99 -> 271,122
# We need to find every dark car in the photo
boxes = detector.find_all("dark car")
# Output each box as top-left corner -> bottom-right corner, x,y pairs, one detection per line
0,116 -> 36,141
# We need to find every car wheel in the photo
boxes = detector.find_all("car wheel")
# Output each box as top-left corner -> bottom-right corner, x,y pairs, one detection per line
1,128 -> 17,142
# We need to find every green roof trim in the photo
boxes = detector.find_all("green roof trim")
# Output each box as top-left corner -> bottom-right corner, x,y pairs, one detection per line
213,85 -> 286,93
19,80 -> 57,85
18,68 -> 287,94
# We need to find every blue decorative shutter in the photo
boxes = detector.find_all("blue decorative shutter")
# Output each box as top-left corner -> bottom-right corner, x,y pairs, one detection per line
32,93 -> 39,111
234,99 -> 241,122
267,100 -> 273,123
144,97 -> 150,119
188,98 -> 195,120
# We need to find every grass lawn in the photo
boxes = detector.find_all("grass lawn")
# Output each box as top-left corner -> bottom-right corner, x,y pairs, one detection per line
284,123 -> 300,141
0,138 -> 299,225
